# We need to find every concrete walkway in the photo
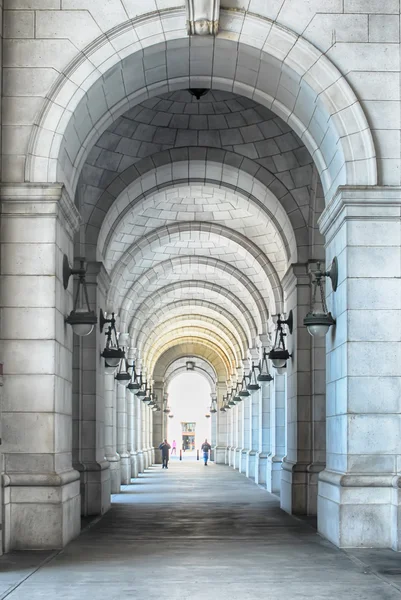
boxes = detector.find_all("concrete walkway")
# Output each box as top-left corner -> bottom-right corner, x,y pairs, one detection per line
1,461 -> 401,599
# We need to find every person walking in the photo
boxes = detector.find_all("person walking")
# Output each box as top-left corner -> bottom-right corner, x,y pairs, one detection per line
201,439 -> 212,466
171,440 -> 177,455
159,439 -> 171,469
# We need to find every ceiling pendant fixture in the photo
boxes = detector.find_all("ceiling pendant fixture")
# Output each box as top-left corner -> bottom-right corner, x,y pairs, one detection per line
63,255 -> 97,337
188,88 -> 209,100
304,258 -> 338,338
257,349 -> 274,382
100,309 -> 125,373
268,311 -> 293,371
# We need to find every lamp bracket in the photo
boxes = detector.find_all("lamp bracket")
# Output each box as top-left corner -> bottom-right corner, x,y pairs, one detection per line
63,255 -> 87,290
326,256 -> 338,292
99,308 -> 108,333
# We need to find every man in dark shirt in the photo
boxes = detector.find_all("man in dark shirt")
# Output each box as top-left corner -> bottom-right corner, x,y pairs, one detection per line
159,439 -> 171,469
201,439 -> 212,466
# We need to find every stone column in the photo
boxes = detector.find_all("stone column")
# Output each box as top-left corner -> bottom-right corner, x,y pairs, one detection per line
130,390 -> 139,478
318,187 -> 401,549
210,394 -> 217,462
256,381 -> 271,486
234,400 -> 243,470
215,382 -> 227,463
136,395 -> 144,473
246,390 -> 259,480
104,372 -> 121,493
228,402 -> 235,466
72,262 -> 110,516
142,400 -> 148,469
116,382 -> 130,484
0,183 -> 81,550
127,388 -> 134,478
281,263 -> 319,515
266,373 -> 286,493
153,382 -> 163,464
240,395 -> 250,474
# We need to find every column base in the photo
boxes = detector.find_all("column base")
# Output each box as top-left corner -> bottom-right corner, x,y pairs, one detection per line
318,470 -> 394,549
246,450 -> 257,480
119,453 -> 131,485
4,470 -> 81,550
154,447 -> 162,465
281,459 -> 324,516
78,461 -> 111,516
214,446 -> 226,464
107,454 -> 121,493
255,452 -> 268,485
234,448 -> 241,470
239,449 -> 248,474
266,456 -> 282,494
130,452 -> 139,477
137,451 -> 145,473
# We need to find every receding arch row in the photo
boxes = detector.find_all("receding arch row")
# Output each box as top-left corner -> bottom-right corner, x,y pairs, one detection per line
99,178 -> 293,277
95,159 -> 301,267
118,255 -> 270,335
128,282 -> 257,347
28,9 -> 376,203
132,301 -> 249,356
139,318 -> 244,369
152,341 -> 231,384
164,356 -> 217,393
144,327 -> 239,379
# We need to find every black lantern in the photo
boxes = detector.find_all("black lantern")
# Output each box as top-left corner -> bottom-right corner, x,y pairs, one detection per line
136,375 -> 146,398
268,311 -> 293,370
257,349 -> 274,382
210,396 -> 217,413
115,357 -> 131,387
63,255 -> 97,337
304,258 -> 338,338
247,363 -> 261,391
239,375 -> 250,397
233,382 -> 242,403
100,309 -> 125,373
127,362 -> 140,393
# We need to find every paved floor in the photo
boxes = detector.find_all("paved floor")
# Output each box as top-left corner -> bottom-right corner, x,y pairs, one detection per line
1,461 -> 401,599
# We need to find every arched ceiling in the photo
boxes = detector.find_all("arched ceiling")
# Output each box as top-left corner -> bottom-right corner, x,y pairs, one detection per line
80,78 -> 323,384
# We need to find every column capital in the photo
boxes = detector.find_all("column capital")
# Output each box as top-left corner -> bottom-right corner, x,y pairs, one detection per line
186,0 -> 220,35
319,185 -> 401,242
0,182 -> 80,236
281,262 -> 310,296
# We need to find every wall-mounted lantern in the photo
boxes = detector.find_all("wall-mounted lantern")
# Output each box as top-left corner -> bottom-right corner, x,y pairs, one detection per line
99,309 -> 125,373
268,311 -> 293,371
257,349 -> 274,382
304,258 -> 338,338
63,255 -> 97,337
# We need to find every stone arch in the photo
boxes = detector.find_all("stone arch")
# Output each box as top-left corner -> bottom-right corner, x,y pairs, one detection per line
128,281 -> 257,346
27,10 -> 376,204
131,300 -> 249,354
138,317 -> 244,366
152,342 -> 229,383
91,157 -> 300,266
164,357 -> 217,392
117,254 -> 270,334
144,328 -> 239,375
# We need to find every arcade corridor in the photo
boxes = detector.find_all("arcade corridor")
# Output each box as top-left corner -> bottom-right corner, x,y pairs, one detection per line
0,464 -> 400,600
